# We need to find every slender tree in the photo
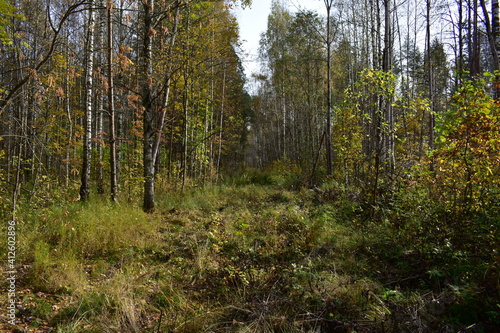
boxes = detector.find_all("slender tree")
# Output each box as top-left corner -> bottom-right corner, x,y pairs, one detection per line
0,0 -> 86,113
324,0 -> 334,175
383,0 -> 395,171
426,0 -> 435,169
108,0 -> 118,201
80,0 -> 96,202
152,0 -> 180,169
141,0 -> 155,212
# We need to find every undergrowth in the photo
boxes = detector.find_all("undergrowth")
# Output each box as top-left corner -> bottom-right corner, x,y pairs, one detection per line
0,178 -> 498,332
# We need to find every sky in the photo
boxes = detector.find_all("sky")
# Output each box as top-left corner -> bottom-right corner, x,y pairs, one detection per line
231,0 -> 325,82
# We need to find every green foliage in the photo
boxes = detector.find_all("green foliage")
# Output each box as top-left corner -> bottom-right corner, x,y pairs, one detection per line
0,0 -> 23,45
333,68 -> 398,188
332,101 -> 364,185
5,180 -> 497,332
394,95 -> 432,160
433,73 -> 500,211
266,159 -> 302,186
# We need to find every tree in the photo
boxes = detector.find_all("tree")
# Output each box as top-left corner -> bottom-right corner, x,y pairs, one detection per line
426,0 -> 435,168
433,73 -> 500,210
259,0 -> 292,160
108,0 -> 118,202
141,0 -> 155,212
0,0 -> 85,113
0,0 -> 19,45
324,0 -> 334,175
80,0 -> 96,202
382,0 -> 395,171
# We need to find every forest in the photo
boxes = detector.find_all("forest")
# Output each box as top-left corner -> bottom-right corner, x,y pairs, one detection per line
0,0 -> 498,331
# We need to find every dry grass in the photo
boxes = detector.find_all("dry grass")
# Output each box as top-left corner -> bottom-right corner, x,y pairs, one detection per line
2,182 -> 496,332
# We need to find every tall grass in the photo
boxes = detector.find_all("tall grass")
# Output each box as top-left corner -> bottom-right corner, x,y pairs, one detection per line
1,181 -> 496,332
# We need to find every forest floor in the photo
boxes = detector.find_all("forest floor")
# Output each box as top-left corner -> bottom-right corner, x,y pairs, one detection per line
0,176 -> 498,332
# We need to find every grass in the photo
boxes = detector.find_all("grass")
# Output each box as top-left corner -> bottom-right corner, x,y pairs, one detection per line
0,180 -> 498,332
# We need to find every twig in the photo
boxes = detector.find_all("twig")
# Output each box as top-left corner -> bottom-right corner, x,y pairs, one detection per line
156,309 -> 163,333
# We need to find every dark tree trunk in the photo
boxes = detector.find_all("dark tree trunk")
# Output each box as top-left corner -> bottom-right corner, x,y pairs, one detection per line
471,0 -> 481,75
108,0 -> 118,202
383,0 -> 394,171
142,0 -> 155,212
480,0 -> 500,71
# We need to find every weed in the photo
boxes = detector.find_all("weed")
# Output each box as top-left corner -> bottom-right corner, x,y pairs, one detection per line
7,181 -> 498,332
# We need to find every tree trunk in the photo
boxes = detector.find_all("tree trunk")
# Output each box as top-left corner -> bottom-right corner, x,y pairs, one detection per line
494,0 -> 500,48
152,1 -> 180,167
96,90 -> 105,194
108,0 -> 118,202
426,0 -> 435,170
0,1 -> 85,114
96,0 -> 105,195
64,60 -> 73,187
382,0 -> 394,172
142,0 -> 155,212
216,63 -> 226,183
471,0 -> 481,75
456,0 -> 464,87
182,76 -> 189,190
480,0 -> 500,71
324,0 -> 334,176
80,1 -> 96,202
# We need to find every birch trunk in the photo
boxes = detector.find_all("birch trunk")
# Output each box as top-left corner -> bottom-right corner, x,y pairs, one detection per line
80,1 -> 96,202
152,2 -> 180,167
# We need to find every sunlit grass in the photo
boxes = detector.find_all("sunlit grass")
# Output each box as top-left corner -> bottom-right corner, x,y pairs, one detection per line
1,180 -> 495,332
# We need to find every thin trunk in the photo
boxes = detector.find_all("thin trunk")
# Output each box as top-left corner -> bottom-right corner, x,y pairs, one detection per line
324,0 -> 333,176
426,0 -> 436,171
108,0 -> 118,202
281,65 -> 286,159
471,0 -> 481,75
202,99 -> 209,180
216,63 -> 226,183
182,5 -> 190,189
209,40 -> 215,180
96,0 -> 105,195
116,0 -> 125,183
0,1 -> 85,113
383,0 -> 394,171
142,0 -> 155,212
80,1 -> 96,202
182,78 -> 189,189
458,0 -> 464,79
65,65 -> 73,186
152,2 -> 180,167
494,0 -> 500,48
97,91 -> 104,194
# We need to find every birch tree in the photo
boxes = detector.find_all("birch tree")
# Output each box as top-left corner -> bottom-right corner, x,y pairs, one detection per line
80,0 -> 96,202
108,0 -> 118,201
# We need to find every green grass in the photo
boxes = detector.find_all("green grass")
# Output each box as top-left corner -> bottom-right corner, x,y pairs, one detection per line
0,181 -> 497,332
